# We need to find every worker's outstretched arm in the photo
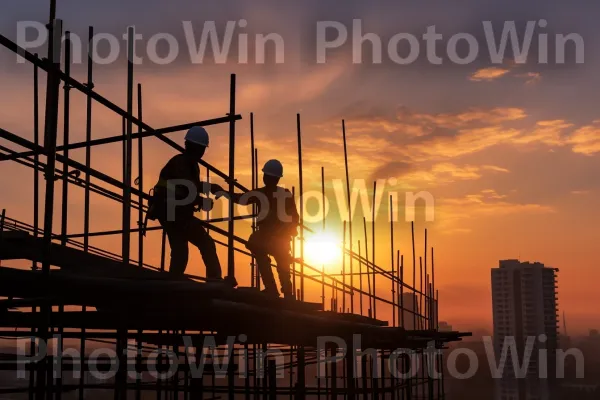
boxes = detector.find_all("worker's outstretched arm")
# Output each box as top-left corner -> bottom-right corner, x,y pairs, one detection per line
210,184 -> 256,205
197,181 -> 213,196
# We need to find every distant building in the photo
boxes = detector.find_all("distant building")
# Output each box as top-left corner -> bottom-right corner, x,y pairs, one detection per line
438,321 -> 453,332
398,290 -> 439,331
399,293 -> 419,330
586,329 -> 600,346
491,259 -> 559,400
559,311 -> 571,350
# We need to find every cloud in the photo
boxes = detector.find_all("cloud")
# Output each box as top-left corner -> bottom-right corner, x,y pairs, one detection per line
415,107 -> 527,128
400,163 -> 481,185
514,119 -> 573,146
434,189 -> 555,234
480,189 -> 508,199
365,162 -> 511,192
517,72 -> 542,85
469,67 -> 510,81
566,123 -> 600,155
319,106 -> 526,137
470,67 -> 542,85
411,126 -> 522,159
400,163 -> 508,185
311,109 -> 519,187
314,102 -> 600,165
370,161 -> 413,180
440,194 -> 553,213
481,165 -> 510,173
312,106 -> 528,163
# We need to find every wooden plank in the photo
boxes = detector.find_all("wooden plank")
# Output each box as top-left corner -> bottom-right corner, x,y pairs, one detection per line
0,267 -> 321,314
232,286 -> 322,312
0,268 -> 467,348
0,235 -> 323,312
0,232 -> 159,278
0,310 -> 461,350
318,311 -> 389,326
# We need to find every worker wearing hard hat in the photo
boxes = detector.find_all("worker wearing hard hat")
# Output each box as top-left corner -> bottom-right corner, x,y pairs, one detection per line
147,126 -> 235,285
212,159 -> 298,298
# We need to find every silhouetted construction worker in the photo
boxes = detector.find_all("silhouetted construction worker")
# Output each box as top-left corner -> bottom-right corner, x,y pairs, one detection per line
212,159 -> 298,298
147,126 -> 236,286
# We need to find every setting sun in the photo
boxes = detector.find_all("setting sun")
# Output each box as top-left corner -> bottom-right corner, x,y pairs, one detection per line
300,232 -> 343,267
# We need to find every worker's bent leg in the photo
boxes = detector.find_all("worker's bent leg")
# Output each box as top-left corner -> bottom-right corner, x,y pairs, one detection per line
187,217 -> 223,279
161,221 -> 189,276
273,245 -> 293,297
255,252 -> 278,294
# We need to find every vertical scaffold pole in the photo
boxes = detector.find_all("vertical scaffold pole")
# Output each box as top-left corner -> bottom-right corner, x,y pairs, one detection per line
60,31 -> 71,245
342,120 -> 354,313
137,83 -> 144,267
296,114 -> 305,301
227,74 -> 237,279
38,3 -> 62,396
122,26 -> 134,267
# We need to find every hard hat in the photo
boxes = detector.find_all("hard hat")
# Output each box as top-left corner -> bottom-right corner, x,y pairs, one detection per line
184,126 -> 209,147
262,159 -> 283,178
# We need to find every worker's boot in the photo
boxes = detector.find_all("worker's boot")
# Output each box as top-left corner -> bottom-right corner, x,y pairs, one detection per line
282,290 -> 295,301
205,277 -> 225,286
224,275 -> 238,288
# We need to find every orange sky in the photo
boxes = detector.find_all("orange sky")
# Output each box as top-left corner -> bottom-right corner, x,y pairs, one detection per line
1,0 -> 599,336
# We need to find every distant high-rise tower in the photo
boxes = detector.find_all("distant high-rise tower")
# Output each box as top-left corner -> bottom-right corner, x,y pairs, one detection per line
399,293 -> 419,330
491,259 -> 559,400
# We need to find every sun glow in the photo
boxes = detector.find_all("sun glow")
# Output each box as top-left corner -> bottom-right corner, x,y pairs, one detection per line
301,232 -> 342,267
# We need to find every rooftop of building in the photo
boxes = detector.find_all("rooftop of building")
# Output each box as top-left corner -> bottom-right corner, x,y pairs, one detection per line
495,259 -> 559,272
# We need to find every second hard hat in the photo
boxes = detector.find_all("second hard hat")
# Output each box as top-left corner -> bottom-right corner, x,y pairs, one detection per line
262,159 -> 283,178
185,126 -> 209,147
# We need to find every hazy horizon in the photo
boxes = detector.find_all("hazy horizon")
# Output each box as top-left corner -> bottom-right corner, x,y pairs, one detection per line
1,0 -> 599,335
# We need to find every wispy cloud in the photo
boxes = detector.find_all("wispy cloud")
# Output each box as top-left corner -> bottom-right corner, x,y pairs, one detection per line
470,65 -> 542,85
314,103 -> 600,164
480,189 -> 508,199
398,163 -> 508,187
416,107 -> 526,128
566,123 -> 600,155
435,189 -> 555,234
481,166 -> 510,173
469,67 -> 510,82
411,126 -> 522,159
309,107 -> 526,183
517,72 -> 542,85
514,120 -> 573,146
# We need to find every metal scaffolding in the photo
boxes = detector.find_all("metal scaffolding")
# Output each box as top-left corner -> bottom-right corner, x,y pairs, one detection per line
0,4 -> 470,399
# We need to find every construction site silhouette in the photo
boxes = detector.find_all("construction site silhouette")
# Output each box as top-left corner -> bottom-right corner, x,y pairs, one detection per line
0,2 -> 470,399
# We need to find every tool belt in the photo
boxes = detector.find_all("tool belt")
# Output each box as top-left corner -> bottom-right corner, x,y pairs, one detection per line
246,225 -> 295,253
146,186 -> 162,221
141,184 -> 174,236
142,183 -> 209,237
140,187 -> 159,237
